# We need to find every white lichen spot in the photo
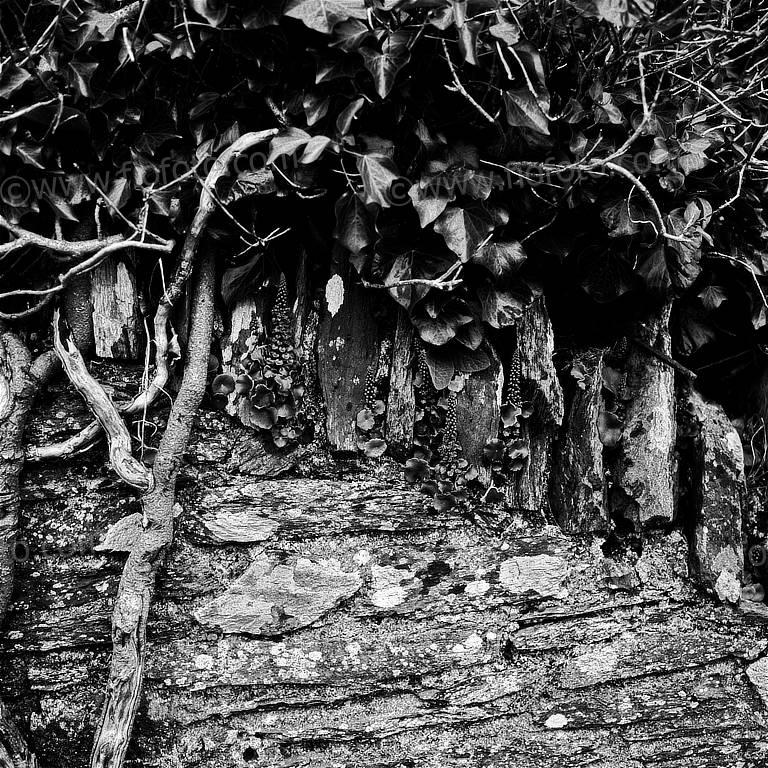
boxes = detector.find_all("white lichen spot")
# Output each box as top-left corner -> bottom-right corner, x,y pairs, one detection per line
369,564 -> 416,608
464,579 -> 490,596
715,569 -> 741,604
325,273 -> 345,317
464,633 -> 483,650
371,585 -> 407,608
545,713 -> 569,729
193,654 -> 215,671
354,549 -> 371,565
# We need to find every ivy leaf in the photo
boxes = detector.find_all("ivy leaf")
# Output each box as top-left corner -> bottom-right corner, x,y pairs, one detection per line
15,143 -> 44,168
267,128 -> 311,164
471,241 -> 526,277
665,208 -> 703,289
334,192 -> 373,254
454,318 -> 483,350
106,177 -> 132,211
44,193 -> 78,222
284,0 -> 367,34
223,169 -> 277,204
408,183 -> 453,227
677,306 -> 717,355
596,0 -> 642,27
336,97 -> 365,136
698,285 -> 728,311
677,152 -> 707,175
356,152 -> 400,207
242,1 -> 282,28
221,253 -> 262,305
489,21 -> 520,46
452,346 -> 490,373
384,252 -> 414,308
360,31 -> 411,98
190,0 -> 228,25
68,62 -> 99,99
300,135 -> 333,164
414,300 -> 473,346
331,19 -> 372,51
77,9 -> 122,44
0,67 -> 31,99
189,92 -> 220,120
434,205 -> 497,262
504,89 -> 549,134
601,197 -> 651,237
478,284 -> 528,328
636,245 -> 672,296
303,93 -> 330,126
649,137 -> 669,164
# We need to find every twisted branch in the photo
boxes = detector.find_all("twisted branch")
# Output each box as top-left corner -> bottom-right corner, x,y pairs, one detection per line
90,252 -> 216,768
52,309 -> 153,491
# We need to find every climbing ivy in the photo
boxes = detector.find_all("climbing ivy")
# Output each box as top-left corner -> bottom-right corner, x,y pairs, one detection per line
1,0 -> 768,431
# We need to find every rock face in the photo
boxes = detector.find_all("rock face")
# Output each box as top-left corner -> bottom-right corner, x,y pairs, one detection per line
385,310 -> 416,457
551,350 -> 607,533
317,271 -> 378,451
611,305 -> 677,529
195,555 -> 362,636
507,298 -> 564,513
90,255 -> 143,360
679,387 -> 745,600
4,397 -> 768,768
456,347 -> 502,485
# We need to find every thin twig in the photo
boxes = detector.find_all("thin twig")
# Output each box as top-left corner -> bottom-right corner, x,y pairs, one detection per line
441,39 -> 495,124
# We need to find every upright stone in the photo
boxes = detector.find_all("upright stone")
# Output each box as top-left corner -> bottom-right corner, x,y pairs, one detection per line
507,298 -> 564,513
91,255 -> 141,360
551,350 -> 608,532
456,346 -> 502,485
318,269 -> 378,452
610,304 -> 676,529
385,310 -> 416,457
680,386 -> 745,601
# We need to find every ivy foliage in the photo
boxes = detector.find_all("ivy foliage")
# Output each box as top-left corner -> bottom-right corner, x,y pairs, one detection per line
1,0 -> 768,380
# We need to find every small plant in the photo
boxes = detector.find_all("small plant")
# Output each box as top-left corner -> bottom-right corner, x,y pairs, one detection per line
356,353 -> 388,459
213,273 -> 314,449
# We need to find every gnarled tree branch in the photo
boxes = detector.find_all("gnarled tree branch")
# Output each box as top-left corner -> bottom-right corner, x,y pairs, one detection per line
0,215 -> 123,257
52,309 -> 153,491
90,251 -> 216,768
125,129 -> 277,415
0,334 -> 58,768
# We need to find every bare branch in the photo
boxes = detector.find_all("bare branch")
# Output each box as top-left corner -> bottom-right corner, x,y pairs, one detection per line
90,252 -> 216,768
0,216 -> 123,257
0,97 -> 57,125
25,420 -> 102,462
52,309 -> 153,491
441,39 -> 496,125
125,129 -> 277,415
0,238 -> 173,304
604,162 -> 692,244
